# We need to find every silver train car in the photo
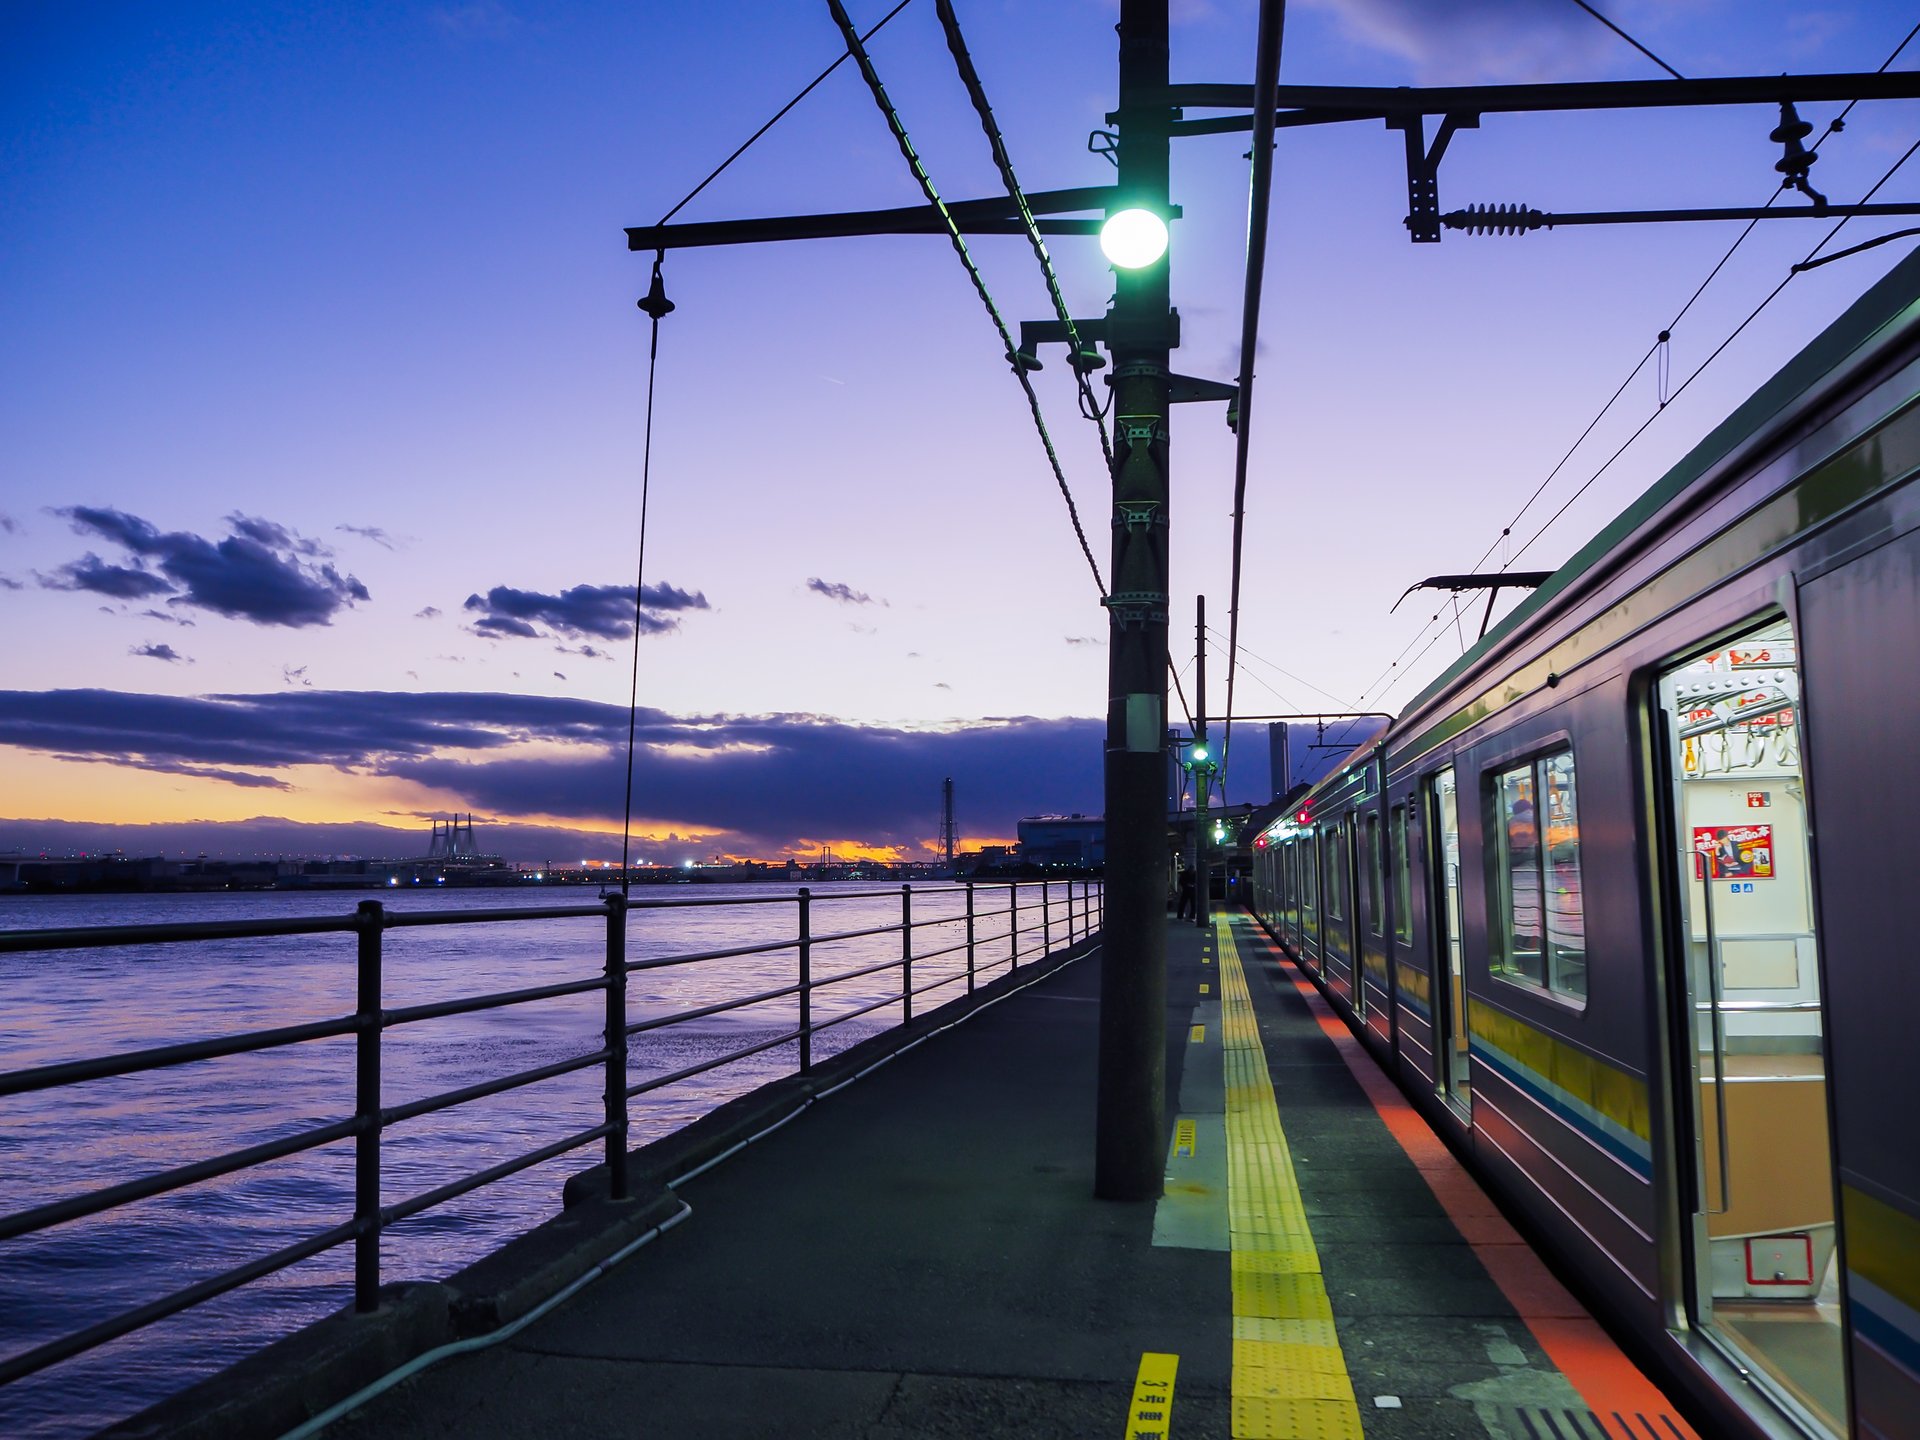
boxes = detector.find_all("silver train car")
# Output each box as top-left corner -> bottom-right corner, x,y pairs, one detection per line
1249,247 -> 1920,1440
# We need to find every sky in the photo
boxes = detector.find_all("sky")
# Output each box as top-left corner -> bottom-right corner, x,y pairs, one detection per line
3,0 -> 1917,863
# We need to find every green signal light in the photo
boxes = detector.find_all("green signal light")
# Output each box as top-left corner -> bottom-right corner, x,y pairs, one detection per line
1100,208 -> 1169,269
1190,743 -> 1209,763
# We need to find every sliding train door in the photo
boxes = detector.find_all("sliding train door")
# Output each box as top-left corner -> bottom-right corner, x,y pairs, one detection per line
1656,616 -> 1847,1437
1427,767 -> 1470,1116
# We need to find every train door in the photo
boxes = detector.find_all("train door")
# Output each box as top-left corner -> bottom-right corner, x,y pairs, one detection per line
1655,616 -> 1847,1437
1427,767 -> 1470,1115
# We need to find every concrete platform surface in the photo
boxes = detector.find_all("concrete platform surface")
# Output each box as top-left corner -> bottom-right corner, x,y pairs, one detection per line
322,915 -> 1691,1439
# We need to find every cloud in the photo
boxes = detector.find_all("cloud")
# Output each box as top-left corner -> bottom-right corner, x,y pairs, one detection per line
415,605 -> 443,619
43,553 -> 174,599
463,581 -> 708,642
1065,635 -> 1104,647
336,524 -> 397,550
553,671 -> 567,680
48,507 -> 369,627
47,755 -> 290,789
141,608 -> 195,627
0,688 -> 1103,854
0,576 -> 22,591
282,665 -> 313,687
554,643 -> 611,660
0,513 -> 18,535
1296,0 -> 1631,82
130,643 -> 189,663
807,577 -> 881,606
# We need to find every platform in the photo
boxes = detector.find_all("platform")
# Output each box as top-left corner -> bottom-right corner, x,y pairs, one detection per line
326,915 -> 1696,1439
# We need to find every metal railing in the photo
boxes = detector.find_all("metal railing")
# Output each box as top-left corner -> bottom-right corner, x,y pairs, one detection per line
0,878 -> 1100,1392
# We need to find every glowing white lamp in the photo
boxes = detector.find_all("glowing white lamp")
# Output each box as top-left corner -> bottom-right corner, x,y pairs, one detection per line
1100,208 -> 1169,269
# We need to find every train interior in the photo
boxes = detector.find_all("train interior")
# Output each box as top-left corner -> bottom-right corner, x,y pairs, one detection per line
1658,615 -> 1847,1436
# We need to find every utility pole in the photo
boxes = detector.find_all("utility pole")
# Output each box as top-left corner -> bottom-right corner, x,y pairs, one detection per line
1094,0 -> 1173,1203
1193,594 -> 1210,929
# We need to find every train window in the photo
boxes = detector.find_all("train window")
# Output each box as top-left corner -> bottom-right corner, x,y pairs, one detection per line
1301,833 -> 1317,919
1323,827 -> 1346,921
1365,814 -> 1384,936
1490,749 -> 1587,1001
1391,805 -> 1411,940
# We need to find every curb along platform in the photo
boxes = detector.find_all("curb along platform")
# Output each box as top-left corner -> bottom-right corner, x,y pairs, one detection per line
314,915 -> 1694,1439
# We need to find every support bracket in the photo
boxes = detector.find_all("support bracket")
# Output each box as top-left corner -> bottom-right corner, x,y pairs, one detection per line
1389,111 -> 1481,242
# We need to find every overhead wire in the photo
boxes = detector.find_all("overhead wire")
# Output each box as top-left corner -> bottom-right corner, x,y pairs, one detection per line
1205,625 -> 1357,712
1564,0 -> 1684,81
821,0 -> 1107,597
656,0 -> 919,227
1361,128 -> 1920,714
1358,19 -> 1919,707
1219,0 -> 1289,803
619,258 -> 670,892
1507,132 -> 1920,568
930,0 -> 1114,473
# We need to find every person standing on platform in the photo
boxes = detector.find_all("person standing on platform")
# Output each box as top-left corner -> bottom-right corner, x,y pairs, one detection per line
1175,862 -> 1196,919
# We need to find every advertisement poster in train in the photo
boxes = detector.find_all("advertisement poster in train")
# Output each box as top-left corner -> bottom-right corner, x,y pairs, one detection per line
1693,823 -> 1774,880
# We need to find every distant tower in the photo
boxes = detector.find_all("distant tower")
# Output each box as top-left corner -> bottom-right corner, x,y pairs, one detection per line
939,777 -> 957,870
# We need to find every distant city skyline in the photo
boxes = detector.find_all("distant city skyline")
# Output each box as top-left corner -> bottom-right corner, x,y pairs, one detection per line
4,1 -> 1916,860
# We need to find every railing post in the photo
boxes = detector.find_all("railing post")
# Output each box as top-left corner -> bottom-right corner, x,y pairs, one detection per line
965,882 -> 976,995
1067,879 -> 1077,945
798,887 -> 812,1073
1009,882 -> 1019,972
603,892 -> 630,1202
1043,880 -> 1052,954
901,884 -> 913,1024
353,899 -> 384,1313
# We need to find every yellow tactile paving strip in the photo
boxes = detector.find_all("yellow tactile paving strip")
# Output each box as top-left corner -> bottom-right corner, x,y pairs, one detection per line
1218,918 -> 1364,1440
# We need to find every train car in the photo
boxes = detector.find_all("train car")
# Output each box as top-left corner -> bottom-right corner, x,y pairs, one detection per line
1250,246 -> 1920,1440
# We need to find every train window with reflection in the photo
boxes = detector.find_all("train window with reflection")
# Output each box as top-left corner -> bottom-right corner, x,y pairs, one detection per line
1323,827 -> 1346,921
1491,750 -> 1586,1000
1301,833 -> 1318,919
1391,805 -> 1411,940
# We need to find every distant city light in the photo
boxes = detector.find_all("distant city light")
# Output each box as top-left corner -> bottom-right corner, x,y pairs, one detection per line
1100,208 -> 1168,269
682,859 -> 694,869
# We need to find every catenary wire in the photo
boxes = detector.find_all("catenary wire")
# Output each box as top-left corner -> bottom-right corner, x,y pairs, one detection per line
1220,0 -> 1289,802
1360,22 -> 1919,704
930,0 -> 1114,472
822,0 -> 1107,597
1506,134 -> 1920,568
656,0 -> 918,227
1363,133 -> 1920,714
1206,625 -> 1357,711
1564,0 -> 1684,81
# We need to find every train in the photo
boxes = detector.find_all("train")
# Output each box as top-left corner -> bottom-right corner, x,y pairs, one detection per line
1248,244 -> 1920,1440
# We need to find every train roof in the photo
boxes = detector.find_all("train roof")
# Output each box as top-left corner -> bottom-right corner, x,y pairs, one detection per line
1393,243 -> 1920,731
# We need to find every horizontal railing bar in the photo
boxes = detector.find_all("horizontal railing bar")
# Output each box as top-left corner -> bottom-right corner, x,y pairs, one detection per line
621,892 -> 804,910
0,914 -> 359,953
0,1116 -> 360,1243
624,934 -> 798,971
805,956 -> 903,990
380,1123 -> 614,1227
0,1218 -> 357,1387
382,975 -> 608,1027
807,922 -> 901,946
624,980 -> 803,1036
382,904 -> 608,927
0,1014 -> 358,1098
626,1027 -> 804,1099
381,1047 -> 612,1128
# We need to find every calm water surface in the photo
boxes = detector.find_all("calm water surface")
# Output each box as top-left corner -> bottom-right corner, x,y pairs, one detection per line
0,881 -> 1063,1438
